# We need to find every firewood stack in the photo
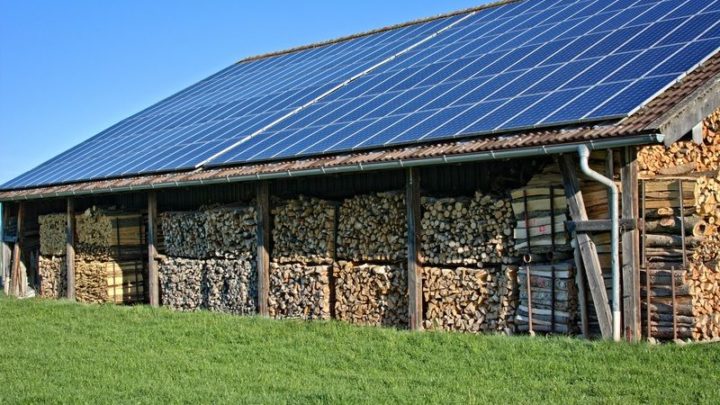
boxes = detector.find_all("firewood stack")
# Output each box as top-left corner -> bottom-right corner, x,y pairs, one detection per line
38,256 -> 66,299
158,205 -> 258,315
337,192 -> 406,262
423,267 -> 489,332
638,109 -> 720,177
38,214 -> 67,298
334,261 -> 408,328
511,163 -> 579,334
74,207 -> 146,304
420,192 -> 515,266
269,196 -> 336,320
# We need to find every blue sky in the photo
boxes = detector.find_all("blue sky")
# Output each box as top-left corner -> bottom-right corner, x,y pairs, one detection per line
0,0 -> 486,184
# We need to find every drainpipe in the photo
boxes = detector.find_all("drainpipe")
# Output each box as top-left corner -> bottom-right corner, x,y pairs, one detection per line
577,144 -> 620,342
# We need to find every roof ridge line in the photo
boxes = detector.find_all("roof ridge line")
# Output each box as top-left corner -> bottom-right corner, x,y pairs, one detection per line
196,11 -> 480,169
235,0 -> 521,64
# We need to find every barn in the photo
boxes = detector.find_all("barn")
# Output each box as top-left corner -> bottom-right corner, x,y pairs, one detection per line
1,0 -> 719,342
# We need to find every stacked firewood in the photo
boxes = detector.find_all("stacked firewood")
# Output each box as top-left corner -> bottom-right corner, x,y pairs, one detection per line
158,205 -> 258,314
516,262 -> 578,334
76,208 -> 145,258
269,262 -> 331,320
337,192 -> 406,262
75,259 -> 110,304
38,214 -> 66,256
272,196 -> 336,264
638,109 -> 720,176
334,261 -> 408,328
420,192 -> 515,266
38,256 -> 66,299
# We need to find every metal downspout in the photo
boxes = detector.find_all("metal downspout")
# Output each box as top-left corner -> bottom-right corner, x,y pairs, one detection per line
577,145 -> 621,342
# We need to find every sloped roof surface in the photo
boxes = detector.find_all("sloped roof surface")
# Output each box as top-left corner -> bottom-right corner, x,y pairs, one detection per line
3,0 -> 720,191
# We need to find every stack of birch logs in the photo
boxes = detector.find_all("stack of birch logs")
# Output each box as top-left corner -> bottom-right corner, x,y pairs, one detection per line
336,192 -> 409,328
158,205 -> 257,314
38,214 -> 66,298
269,196 -> 335,320
75,207 -> 146,304
419,192 -> 518,334
637,108 -> 720,341
511,163 -> 578,334
638,109 -> 720,176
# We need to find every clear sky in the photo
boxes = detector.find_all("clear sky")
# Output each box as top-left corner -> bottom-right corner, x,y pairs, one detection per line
0,0 -> 487,184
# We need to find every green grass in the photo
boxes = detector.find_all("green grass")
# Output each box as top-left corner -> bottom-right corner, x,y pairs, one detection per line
1,296 -> 719,404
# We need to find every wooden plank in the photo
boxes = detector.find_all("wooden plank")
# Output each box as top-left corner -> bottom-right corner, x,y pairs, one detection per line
10,202 -> 24,297
147,192 -> 159,307
256,182 -> 270,317
406,168 -> 422,331
66,198 -> 76,300
621,147 -> 641,342
1,203 -> 10,294
559,155 -> 613,339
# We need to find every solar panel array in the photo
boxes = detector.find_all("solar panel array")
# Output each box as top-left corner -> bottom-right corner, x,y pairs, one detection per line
4,0 -> 720,190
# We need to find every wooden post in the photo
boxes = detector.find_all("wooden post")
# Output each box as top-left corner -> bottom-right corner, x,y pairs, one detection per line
10,202 -> 25,297
406,168 -> 423,331
147,192 -> 159,306
559,155 -> 613,339
66,198 -> 76,300
1,202 -> 10,295
256,182 -> 270,317
621,147 -> 641,341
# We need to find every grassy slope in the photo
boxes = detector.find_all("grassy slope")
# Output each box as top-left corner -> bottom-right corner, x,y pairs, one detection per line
1,296 -> 719,404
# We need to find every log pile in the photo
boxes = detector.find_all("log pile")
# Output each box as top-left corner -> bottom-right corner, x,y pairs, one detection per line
335,261 -> 408,328
75,257 -> 111,304
38,256 -> 66,299
76,208 -> 145,258
269,262 -> 331,320
272,196 -> 336,264
420,193 -> 515,266
158,205 -> 258,314
38,214 -> 66,256
516,262 -> 578,334
337,192 -> 406,262
638,109 -> 720,176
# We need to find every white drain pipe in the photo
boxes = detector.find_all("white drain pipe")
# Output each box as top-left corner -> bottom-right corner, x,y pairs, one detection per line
577,145 -> 620,342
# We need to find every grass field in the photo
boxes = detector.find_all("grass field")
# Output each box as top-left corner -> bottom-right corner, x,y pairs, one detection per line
1,296 -> 719,404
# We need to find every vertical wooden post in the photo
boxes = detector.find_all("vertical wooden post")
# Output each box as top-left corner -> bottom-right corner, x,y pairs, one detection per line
10,202 -> 25,297
66,198 -> 76,300
621,147 -> 641,341
256,182 -> 270,317
406,168 -> 422,331
1,202 -> 10,295
559,155 -> 613,339
147,192 -> 159,306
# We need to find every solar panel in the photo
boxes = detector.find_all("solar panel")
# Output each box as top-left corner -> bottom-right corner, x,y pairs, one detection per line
3,0 -> 720,190
210,0 -> 720,165
1,15 -> 461,189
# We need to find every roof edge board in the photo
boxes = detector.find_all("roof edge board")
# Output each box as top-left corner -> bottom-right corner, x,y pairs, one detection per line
236,0 -> 521,64
197,11 -> 479,169
648,72 -> 720,147
0,134 -> 662,202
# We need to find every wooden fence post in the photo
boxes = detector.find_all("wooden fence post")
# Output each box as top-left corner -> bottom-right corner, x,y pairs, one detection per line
148,192 -> 159,306
621,147 -> 641,341
10,202 -> 25,297
1,203 -> 10,295
66,198 -> 76,300
406,168 -> 422,331
256,182 -> 270,317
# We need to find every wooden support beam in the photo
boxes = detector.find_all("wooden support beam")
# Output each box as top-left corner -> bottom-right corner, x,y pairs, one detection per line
406,168 -> 422,331
559,155 -> 613,339
573,239 -> 589,338
1,203 -> 10,295
66,198 -> 76,300
256,182 -> 270,317
147,192 -> 159,307
10,202 -> 25,297
621,147 -> 641,342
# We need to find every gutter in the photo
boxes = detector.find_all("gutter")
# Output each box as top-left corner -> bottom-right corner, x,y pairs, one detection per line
0,134 -> 663,202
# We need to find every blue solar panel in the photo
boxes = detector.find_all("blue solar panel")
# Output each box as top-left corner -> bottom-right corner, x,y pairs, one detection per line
211,0 -> 720,165
4,0 -> 720,190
